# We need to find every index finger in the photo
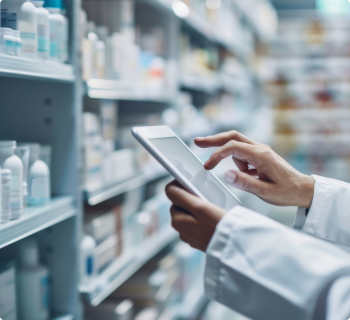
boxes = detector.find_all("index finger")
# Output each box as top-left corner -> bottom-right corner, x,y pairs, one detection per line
165,180 -> 213,218
204,140 -> 262,170
195,131 -> 257,148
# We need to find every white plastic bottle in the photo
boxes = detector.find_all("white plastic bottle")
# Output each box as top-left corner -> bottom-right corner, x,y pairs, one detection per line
60,10 -> 68,62
0,141 -> 23,220
29,146 -> 50,206
80,235 -> 97,284
1,169 -> 11,223
31,1 -> 49,60
47,8 -> 63,62
18,0 -> 37,59
2,28 -> 15,56
17,238 -> 49,320
13,29 -> 22,56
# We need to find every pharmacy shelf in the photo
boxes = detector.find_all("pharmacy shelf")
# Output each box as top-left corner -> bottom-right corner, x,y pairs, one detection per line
143,0 -> 248,58
85,169 -> 168,206
80,227 -> 178,306
183,13 -> 247,58
0,54 -> 75,82
173,280 -> 208,320
181,74 -> 220,94
0,196 -> 76,249
85,79 -> 174,102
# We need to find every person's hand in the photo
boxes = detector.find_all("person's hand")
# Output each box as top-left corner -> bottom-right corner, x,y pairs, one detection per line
195,131 -> 315,208
165,180 -> 225,252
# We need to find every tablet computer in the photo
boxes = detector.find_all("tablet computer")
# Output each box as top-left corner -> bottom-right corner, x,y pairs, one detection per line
132,125 -> 242,211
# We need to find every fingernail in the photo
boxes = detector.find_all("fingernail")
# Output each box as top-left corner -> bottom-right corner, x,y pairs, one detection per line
195,137 -> 204,140
224,171 -> 237,184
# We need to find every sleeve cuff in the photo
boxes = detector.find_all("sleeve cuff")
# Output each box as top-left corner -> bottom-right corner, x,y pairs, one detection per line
204,205 -> 241,300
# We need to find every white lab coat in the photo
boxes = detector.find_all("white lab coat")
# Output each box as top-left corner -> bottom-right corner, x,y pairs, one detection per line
204,175 -> 350,320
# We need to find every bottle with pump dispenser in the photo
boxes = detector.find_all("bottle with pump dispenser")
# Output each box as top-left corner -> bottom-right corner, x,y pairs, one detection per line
0,141 -> 23,220
28,144 -> 50,206
19,0 -> 37,59
17,238 -> 49,320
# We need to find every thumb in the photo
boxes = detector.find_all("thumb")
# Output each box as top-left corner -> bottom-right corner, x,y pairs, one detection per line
224,170 -> 266,196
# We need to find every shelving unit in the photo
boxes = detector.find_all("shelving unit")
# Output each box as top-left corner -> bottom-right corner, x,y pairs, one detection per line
79,227 -> 178,306
85,169 -> 168,206
85,79 -> 175,102
0,0 -> 276,318
0,197 -> 76,249
0,54 -> 75,82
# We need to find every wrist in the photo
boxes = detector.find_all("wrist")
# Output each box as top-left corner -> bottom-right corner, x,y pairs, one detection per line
298,175 -> 315,209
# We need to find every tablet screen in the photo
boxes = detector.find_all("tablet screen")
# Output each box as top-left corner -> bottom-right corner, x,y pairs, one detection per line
150,137 -> 240,211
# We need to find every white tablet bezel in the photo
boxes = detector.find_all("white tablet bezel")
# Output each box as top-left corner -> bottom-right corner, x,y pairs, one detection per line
132,125 -> 242,207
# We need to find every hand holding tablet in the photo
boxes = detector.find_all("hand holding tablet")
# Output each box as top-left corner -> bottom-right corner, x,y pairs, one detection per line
132,125 -> 242,211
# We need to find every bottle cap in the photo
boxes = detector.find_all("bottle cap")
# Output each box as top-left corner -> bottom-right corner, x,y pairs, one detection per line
31,1 -> 45,8
43,0 -> 62,8
0,141 -> 16,148
19,238 -> 39,266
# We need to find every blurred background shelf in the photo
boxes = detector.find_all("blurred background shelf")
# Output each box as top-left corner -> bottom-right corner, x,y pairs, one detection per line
0,55 -> 74,82
85,79 -> 175,102
0,196 -> 76,249
181,74 -> 220,94
84,169 -> 168,205
80,227 -> 178,306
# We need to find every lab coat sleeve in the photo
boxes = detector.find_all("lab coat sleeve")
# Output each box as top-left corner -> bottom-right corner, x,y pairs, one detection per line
205,206 -> 350,320
300,175 -> 350,252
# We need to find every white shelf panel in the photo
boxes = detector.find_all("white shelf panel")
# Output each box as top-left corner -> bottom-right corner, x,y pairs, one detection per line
86,79 -> 174,102
80,227 -> 178,306
0,196 -> 76,249
0,54 -> 74,82
85,169 -> 168,206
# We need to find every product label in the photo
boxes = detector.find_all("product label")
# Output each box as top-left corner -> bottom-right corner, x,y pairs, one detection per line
41,276 -> 49,309
86,256 -> 94,275
20,32 -> 37,54
4,36 -> 15,55
30,177 -> 49,200
10,174 -> 21,215
1,10 -> 17,29
37,25 -> 49,53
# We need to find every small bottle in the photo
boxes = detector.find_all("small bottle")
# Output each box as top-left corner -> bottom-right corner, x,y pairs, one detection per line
31,1 -> 49,60
60,9 -> 68,63
80,234 -> 97,284
28,145 -> 50,206
13,30 -> 22,56
18,0 -> 37,59
17,238 -> 50,320
2,28 -> 15,56
0,141 -> 23,220
1,169 -> 11,223
15,146 -> 30,209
